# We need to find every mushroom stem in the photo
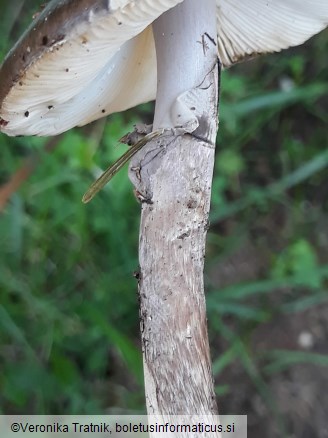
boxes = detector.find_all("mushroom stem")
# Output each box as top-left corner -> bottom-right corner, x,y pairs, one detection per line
133,0 -> 220,422
153,0 -> 218,130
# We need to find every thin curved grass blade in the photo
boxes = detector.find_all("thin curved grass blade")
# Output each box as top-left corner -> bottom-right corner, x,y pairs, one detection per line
82,129 -> 163,203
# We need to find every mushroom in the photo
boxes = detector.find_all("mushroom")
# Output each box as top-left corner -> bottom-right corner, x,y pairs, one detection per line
0,0 -> 327,137
1,0 -> 327,419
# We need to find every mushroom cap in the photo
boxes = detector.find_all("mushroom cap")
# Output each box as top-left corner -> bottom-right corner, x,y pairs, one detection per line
0,0 -> 327,137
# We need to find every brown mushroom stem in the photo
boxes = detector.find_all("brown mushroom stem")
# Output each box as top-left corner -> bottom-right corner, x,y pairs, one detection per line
131,0 -> 220,423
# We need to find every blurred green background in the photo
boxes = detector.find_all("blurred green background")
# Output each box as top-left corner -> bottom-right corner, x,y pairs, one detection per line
0,2 -> 327,437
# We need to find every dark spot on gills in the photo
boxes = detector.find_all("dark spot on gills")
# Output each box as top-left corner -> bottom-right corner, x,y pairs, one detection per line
0,118 -> 9,127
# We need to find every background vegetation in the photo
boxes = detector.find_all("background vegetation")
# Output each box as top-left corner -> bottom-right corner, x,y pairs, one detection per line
0,2 -> 327,437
